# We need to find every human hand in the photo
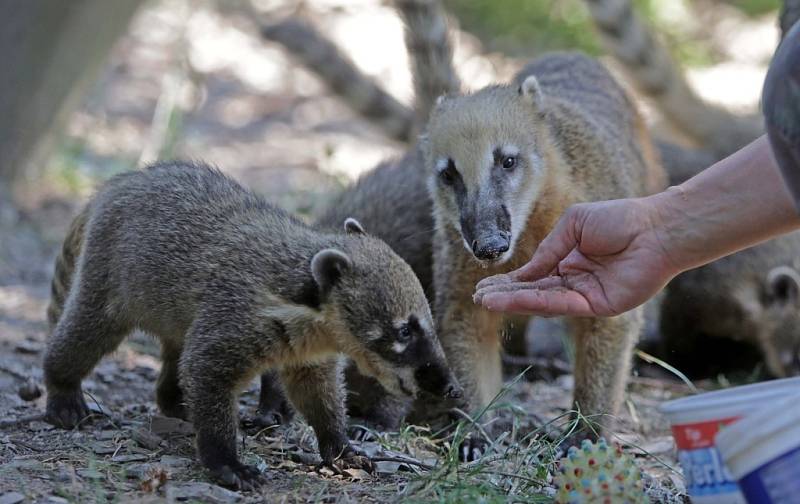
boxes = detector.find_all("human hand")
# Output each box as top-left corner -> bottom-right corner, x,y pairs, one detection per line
473,197 -> 680,317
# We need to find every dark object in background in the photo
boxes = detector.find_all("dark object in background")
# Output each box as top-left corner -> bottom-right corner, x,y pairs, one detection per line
657,235 -> 800,379
0,0 -> 142,188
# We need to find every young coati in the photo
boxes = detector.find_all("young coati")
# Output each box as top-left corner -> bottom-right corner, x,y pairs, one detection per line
426,52 -> 665,434
659,233 -> 800,379
43,161 -> 462,489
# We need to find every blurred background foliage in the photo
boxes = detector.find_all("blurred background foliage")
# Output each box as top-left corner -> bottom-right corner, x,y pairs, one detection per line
446,0 -> 780,66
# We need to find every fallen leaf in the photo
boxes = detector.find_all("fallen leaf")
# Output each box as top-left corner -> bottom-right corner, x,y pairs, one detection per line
139,467 -> 169,493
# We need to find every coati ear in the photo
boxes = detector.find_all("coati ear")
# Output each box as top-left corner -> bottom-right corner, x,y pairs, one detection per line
519,75 -> 545,108
766,266 -> 800,305
344,217 -> 365,235
311,248 -> 352,297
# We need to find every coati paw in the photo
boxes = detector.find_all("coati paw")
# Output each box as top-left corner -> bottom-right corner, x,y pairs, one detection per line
210,462 -> 266,491
45,390 -> 91,429
331,453 -> 375,475
241,407 -> 293,431
457,434 -> 488,462
321,447 -> 375,475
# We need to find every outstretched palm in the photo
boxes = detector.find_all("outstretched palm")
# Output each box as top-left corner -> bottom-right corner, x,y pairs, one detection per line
473,199 -> 678,317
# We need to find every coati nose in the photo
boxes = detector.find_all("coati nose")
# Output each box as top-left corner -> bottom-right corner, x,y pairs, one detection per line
444,383 -> 463,400
473,235 -> 510,260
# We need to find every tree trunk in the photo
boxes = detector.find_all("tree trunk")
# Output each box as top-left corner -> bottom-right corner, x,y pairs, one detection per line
0,0 -> 143,187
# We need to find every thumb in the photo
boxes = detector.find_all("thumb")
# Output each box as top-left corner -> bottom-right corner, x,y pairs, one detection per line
511,206 -> 583,281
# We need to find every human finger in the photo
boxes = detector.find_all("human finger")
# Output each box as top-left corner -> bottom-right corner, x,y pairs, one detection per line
479,286 -> 594,317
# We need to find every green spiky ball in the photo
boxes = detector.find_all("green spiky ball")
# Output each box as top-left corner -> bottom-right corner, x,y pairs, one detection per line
553,438 -> 647,504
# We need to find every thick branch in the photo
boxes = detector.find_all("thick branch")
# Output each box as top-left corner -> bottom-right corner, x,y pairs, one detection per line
392,0 -> 461,128
261,18 -> 414,143
584,0 -> 762,157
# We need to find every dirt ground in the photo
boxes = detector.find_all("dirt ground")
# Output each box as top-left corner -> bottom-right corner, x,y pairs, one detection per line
3,0 -> 773,501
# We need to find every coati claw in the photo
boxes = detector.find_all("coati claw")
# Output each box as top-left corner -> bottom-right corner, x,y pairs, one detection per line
241,409 -> 291,431
210,463 -> 266,491
45,390 -> 92,429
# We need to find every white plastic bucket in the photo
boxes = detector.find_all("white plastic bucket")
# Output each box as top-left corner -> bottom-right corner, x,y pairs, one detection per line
716,392 -> 800,503
659,377 -> 800,504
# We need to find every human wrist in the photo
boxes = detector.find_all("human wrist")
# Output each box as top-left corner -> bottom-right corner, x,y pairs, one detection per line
643,186 -> 698,277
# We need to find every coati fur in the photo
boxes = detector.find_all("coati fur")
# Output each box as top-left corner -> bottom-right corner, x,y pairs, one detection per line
422,52 -> 665,433
43,161 -> 462,489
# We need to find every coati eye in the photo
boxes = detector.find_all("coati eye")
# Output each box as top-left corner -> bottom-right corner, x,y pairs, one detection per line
439,159 -> 457,185
502,156 -> 517,170
397,323 -> 412,343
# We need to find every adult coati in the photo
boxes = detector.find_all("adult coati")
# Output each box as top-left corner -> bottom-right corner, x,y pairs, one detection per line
426,53 -> 665,435
43,161 -> 462,489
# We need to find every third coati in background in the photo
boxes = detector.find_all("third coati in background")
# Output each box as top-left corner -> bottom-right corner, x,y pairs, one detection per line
424,53 -> 665,435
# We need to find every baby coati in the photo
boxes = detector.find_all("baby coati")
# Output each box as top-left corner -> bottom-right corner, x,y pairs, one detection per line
428,52 -> 665,433
43,161 -> 462,489
658,233 -> 800,379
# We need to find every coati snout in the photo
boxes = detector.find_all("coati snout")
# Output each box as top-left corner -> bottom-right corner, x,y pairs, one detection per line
329,218 -> 463,402
425,76 -> 549,264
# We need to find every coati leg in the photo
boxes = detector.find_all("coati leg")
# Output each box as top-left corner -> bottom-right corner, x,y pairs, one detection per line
565,308 -> 642,438
279,359 -> 373,472
156,341 -> 187,420
249,371 -> 294,428
179,327 -> 266,490
412,249 -> 503,461
426,244 -> 505,418
44,285 -> 130,429
344,363 -> 409,440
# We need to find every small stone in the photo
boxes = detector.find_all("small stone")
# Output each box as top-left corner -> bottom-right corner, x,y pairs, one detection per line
111,454 -> 148,463
158,455 -> 192,469
343,468 -> 369,480
318,466 -> 335,477
131,428 -> 162,450
149,415 -> 193,436
0,492 -> 25,504
46,497 -> 69,504
14,339 -> 42,354
90,442 -> 117,455
77,468 -> 104,480
17,381 -> 41,401
374,460 -> 402,474
27,421 -> 54,432
95,430 -> 120,441
165,482 -> 241,503
86,401 -> 112,417
8,458 -> 43,471
124,463 -> 155,479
